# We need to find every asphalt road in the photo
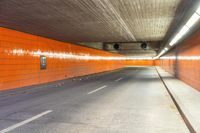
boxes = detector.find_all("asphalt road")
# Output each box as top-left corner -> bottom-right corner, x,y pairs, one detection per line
0,67 -> 189,133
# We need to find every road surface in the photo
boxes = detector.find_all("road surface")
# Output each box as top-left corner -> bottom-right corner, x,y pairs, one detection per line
0,67 -> 189,133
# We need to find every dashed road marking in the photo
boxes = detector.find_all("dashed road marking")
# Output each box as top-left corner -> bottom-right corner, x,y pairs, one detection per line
87,85 -> 107,94
0,110 -> 53,133
115,78 -> 123,82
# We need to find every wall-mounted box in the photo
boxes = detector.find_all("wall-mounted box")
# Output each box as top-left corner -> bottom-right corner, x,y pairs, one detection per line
40,55 -> 46,70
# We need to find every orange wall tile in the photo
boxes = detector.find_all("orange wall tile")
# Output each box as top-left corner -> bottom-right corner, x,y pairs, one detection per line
125,60 -> 155,66
0,27 -> 126,91
0,27 -> 157,91
160,30 -> 200,91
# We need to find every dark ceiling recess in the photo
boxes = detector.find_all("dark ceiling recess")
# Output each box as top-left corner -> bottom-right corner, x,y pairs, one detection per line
140,42 -> 147,49
113,43 -> 120,50
102,42 -> 158,57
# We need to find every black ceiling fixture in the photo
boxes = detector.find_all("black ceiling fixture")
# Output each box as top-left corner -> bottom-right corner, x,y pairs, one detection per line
141,42 -> 147,49
113,43 -> 120,50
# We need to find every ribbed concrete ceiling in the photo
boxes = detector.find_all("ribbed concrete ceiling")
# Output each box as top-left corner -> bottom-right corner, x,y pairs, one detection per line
0,0 -> 181,43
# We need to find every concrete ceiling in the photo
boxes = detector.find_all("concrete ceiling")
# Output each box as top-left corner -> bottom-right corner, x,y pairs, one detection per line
0,0 -> 193,57
0,0 -> 181,42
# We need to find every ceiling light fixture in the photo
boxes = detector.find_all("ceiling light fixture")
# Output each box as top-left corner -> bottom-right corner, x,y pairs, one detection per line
196,6 -> 200,15
164,48 -> 168,51
186,13 -> 200,28
169,33 -> 182,46
179,25 -> 190,36
157,5 -> 200,57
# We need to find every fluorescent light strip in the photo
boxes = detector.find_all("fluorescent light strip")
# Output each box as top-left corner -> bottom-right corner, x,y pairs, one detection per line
169,33 -> 182,46
186,13 -> 200,28
179,26 -> 190,36
167,6 -> 200,48
196,6 -> 200,15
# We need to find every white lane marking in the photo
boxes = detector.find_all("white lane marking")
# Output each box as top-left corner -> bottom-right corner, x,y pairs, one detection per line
0,110 -> 52,133
115,78 -> 123,82
87,86 -> 107,94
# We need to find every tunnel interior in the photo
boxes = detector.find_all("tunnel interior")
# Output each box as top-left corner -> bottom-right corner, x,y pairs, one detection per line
0,0 -> 200,133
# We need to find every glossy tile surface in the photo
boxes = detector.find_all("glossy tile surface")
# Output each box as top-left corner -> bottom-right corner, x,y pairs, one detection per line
160,30 -> 200,91
0,27 -> 158,91
0,28 -> 125,91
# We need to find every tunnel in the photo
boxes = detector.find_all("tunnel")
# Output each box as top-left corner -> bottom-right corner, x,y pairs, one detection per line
0,0 -> 200,133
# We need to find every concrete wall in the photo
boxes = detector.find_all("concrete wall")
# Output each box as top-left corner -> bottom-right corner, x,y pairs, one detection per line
160,30 -> 200,91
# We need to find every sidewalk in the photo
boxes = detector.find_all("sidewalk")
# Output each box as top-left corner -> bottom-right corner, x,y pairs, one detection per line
156,67 -> 200,133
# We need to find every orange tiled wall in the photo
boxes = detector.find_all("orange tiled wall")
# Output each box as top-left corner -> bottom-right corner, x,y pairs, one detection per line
0,27 -> 158,91
160,30 -> 200,91
154,60 -> 161,66
125,60 -> 155,66
0,27 -> 126,91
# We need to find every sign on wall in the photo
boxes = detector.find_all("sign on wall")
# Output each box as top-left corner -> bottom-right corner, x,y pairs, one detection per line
40,55 -> 47,70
